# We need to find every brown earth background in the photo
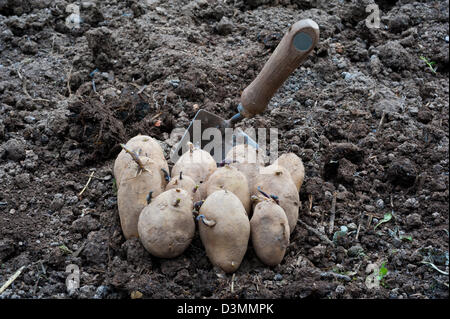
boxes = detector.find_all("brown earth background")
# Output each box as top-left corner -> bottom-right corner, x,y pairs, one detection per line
0,0 -> 448,299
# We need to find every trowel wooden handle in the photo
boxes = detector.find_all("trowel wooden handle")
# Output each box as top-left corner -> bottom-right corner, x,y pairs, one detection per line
239,19 -> 319,118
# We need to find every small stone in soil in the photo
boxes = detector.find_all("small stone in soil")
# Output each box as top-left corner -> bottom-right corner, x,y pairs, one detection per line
404,198 -> 419,208
347,245 -> 364,257
216,16 -> 234,35
406,213 -> 422,229
4,139 -> 26,161
376,199 -> 385,209
335,285 -> 345,294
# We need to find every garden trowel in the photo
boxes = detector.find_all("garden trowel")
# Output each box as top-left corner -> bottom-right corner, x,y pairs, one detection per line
172,19 -> 319,162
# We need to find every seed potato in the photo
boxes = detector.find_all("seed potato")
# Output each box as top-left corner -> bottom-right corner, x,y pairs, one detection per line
250,197 -> 290,266
114,135 -> 168,188
225,144 -> 264,197
171,144 -> 217,185
225,144 -> 265,165
198,190 -> 250,273
138,188 -> 194,258
165,171 -> 201,202
204,165 -> 251,215
254,164 -> 300,234
117,157 -> 165,239
273,153 -> 305,192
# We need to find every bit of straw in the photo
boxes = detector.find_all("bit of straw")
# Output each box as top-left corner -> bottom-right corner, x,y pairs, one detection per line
328,191 -> 337,235
0,266 -> 26,294
421,261 -> 449,275
17,68 -> 50,103
151,112 -> 162,120
78,171 -> 95,197
67,65 -> 73,97
355,212 -> 364,241
377,111 -> 386,133
231,273 -> 235,293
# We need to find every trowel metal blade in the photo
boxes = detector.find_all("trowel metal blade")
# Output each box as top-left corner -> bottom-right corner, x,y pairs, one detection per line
171,109 -> 258,163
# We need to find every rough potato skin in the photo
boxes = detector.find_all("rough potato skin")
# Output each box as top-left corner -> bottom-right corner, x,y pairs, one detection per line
229,162 -> 262,197
197,182 -> 208,201
250,200 -> 290,266
165,173 -> 201,202
273,153 -> 305,192
225,144 -> 265,165
255,165 -> 300,234
198,190 -> 250,273
205,165 -> 251,215
138,189 -> 194,258
117,157 -> 165,239
171,148 -> 216,185
114,135 -> 167,188
225,145 -> 264,198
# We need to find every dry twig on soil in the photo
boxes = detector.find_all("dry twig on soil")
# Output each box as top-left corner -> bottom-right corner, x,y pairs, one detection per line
298,219 -> 335,247
328,191 -> 337,235
355,212 -> 364,241
0,266 -> 26,294
231,273 -> 235,293
377,111 -> 386,133
78,171 -> 95,197
67,65 -> 73,97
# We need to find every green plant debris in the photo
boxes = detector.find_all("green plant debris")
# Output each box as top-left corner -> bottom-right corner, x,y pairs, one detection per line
332,267 -> 349,276
332,226 -> 348,244
59,245 -> 74,255
377,262 -> 389,288
377,262 -> 388,281
374,212 -> 392,230
112,178 -> 118,195
399,235 -> 413,241
420,56 -> 437,74
388,226 -> 412,242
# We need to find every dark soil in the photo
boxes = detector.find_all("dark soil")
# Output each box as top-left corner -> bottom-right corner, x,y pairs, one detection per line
0,0 -> 448,299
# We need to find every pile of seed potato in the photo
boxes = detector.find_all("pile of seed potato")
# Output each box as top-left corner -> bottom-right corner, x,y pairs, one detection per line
114,134 -> 304,273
